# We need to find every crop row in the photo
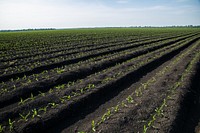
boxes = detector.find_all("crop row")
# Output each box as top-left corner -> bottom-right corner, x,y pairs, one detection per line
1,30 -> 197,62
0,33 -> 151,62
83,38 -> 200,133
1,29 -> 173,58
0,34 -> 197,109
142,47 -> 200,133
0,28 -> 192,53
0,33 -> 197,83
0,33 -> 169,68
0,34 -> 199,132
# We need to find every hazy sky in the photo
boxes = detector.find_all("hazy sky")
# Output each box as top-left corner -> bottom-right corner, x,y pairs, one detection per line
0,0 -> 200,30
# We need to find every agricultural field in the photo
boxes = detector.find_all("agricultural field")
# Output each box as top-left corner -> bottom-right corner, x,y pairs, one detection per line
0,28 -> 200,133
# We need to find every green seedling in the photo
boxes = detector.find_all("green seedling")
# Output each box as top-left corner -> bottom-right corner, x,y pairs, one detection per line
32,109 -> 41,118
23,75 -> 26,79
106,109 -> 111,117
143,125 -> 148,133
48,102 -> 58,108
35,78 -> 39,81
39,107 -> 47,113
16,77 -> 20,81
30,93 -> 35,100
39,91 -> 45,97
67,81 -> 74,87
155,107 -> 164,116
101,109 -> 112,121
80,88 -> 84,93
135,88 -> 142,97
1,88 -> 9,93
0,125 -> 5,133
121,101 -> 127,107
126,95 -> 134,103
19,112 -> 30,122
63,95 -> 71,100
27,79 -> 32,83
18,98 -> 26,105
13,85 -> 16,90
60,98 -> 65,103
72,91 -> 79,96
101,114 -> 107,122
57,69 -> 65,74
114,105 -> 119,112
87,84 -> 95,89
49,89 -> 53,93
91,120 -> 96,132
141,83 -> 147,90
8,119 -> 15,131
55,84 -> 65,90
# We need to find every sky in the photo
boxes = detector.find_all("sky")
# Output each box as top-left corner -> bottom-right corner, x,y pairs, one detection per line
0,0 -> 200,30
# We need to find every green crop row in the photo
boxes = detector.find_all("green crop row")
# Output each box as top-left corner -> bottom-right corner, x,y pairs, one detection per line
0,34 -> 198,133
0,33 -> 194,96
82,38 -> 200,133
142,47 -> 200,133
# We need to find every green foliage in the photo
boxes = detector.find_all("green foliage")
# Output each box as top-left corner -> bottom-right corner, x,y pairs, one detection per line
143,125 -> 148,133
39,106 -> 47,113
91,120 -> 96,132
126,95 -> 134,103
32,109 -> 40,118
0,125 -> 5,133
57,69 -> 65,74
8,119 -> 15,131
48,102 -> 58,108
19,112 -> 30,122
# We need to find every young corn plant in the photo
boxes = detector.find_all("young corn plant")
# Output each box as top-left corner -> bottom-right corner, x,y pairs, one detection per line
13,85 -> 16,90
79,88 -> 84,94
67,81 -> 74,87
48,102 -> 58,108
18,98 -> 27,105
63,95 -> 71,100
29,93 -> 35,100
32,109 -> 41,118
55,84 -> 65,90
121,101 -> 127,107
0,125 -> 5,133
57,69 -> 65,74
49,89 -> 53,93
91,120 -> 96,132
8,119 -> 15,132
39,91 -> 45,97
59,98 -> 65,103
101,114 -> 107,122
143,125 -> 148,133
126,95 -> 134,103
39,106 -> 47,113
19,112 -> 30,122
1,88 -> 9,93
86,84 -> 95,89
114,105 -> 119,112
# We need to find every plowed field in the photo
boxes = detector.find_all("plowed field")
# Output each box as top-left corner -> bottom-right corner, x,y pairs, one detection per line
0,28 -> 200,133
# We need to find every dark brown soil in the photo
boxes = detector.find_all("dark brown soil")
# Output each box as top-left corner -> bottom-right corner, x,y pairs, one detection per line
90,41 -> 200,133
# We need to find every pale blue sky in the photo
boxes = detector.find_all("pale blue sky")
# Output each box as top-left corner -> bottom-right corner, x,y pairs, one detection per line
0,0 -> 200,30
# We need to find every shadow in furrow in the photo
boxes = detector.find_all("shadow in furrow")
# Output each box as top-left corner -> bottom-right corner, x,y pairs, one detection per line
170,62 -> 200,133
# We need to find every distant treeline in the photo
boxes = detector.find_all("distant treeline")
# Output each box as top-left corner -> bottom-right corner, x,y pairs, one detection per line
0,28 -> 56,32
130,25 -> 200,28
1,25 -> 200,32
